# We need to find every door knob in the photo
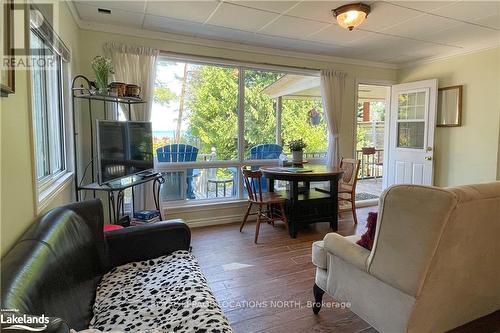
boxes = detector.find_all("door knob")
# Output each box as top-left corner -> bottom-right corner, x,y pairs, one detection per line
425,156 -> 432,161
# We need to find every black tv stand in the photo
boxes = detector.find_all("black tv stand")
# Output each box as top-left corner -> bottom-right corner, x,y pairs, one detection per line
72,75 -> 153,224
79,173 -> 165,224
137,170 -> 158,178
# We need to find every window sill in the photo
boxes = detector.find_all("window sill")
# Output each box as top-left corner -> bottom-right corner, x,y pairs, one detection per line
37,172 -> 74,213
163,198 -> 247,214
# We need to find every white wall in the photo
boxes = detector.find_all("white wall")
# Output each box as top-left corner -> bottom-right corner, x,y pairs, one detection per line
398,48 -> 500,187
0,2 -> 80,255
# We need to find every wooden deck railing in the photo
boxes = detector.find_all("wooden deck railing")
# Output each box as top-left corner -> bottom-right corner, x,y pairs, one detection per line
356,149 -> 383,179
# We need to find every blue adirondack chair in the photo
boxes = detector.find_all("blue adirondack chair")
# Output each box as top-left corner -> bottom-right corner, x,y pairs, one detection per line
157,144 -> 199,199
249,144 -> 283,192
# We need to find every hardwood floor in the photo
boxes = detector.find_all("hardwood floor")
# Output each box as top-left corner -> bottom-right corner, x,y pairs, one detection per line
191,207 -> 500,333
191,207 -> 378,333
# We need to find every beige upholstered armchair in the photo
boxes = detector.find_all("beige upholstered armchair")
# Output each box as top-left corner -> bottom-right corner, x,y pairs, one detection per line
312,182 -> 500,333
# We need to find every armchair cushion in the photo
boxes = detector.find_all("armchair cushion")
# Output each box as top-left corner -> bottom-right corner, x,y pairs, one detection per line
312,241 -> 327,269
323,233 -> 369,272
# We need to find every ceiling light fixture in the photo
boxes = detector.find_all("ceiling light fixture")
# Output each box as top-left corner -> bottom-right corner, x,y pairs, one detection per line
332,3 -> 371,31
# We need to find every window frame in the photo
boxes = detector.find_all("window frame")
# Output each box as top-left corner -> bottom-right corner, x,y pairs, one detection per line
154,54 -> 324,204
29,25 -> 72,209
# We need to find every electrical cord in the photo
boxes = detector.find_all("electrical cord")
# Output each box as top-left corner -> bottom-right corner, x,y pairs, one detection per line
79,158 -> 95,201
79,158 -> 94,187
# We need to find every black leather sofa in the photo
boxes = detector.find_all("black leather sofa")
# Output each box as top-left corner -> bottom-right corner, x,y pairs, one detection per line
1,199 -> 191,332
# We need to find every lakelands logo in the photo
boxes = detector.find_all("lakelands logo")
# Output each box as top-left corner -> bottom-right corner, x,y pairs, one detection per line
1,313 -> 49,331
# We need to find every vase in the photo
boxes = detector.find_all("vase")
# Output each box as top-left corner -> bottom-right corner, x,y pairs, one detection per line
292,150 -> 303,163
94,70 -> 109,95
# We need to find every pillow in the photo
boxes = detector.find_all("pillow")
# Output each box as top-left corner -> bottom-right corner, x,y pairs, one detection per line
71,329 -> 124,333
103,224 -> 124,232
356,212 -> 378,250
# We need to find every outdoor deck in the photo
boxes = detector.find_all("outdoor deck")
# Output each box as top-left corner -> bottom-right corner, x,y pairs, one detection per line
357,178 -> 383,198
191,177 -> 383,202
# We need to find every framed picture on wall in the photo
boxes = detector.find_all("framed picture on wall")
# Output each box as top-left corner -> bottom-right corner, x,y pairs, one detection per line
437,85 -> 463,127
1,1 -> 15,96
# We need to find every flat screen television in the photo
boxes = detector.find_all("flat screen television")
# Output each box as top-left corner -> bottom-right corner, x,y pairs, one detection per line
96,120 -> 154,184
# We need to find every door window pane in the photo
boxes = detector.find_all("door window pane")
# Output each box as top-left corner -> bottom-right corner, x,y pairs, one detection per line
415,106 -> 425,119
417,91 -> 425,105
398,92 -> 426,120
397,122 -> 425,149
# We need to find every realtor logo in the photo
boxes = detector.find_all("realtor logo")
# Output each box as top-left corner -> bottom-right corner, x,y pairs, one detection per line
0,311 -> 50,332
2,2 -> 59,70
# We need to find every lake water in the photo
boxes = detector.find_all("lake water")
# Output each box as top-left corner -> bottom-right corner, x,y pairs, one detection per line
153,130 -> 175,138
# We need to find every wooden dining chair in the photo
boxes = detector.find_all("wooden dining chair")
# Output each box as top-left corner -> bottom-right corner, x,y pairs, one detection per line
338,158 -> 361,224
240,166 -> 288,243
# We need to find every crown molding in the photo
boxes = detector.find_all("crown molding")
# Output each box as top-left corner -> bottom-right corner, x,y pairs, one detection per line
399,44 -> 500,68
66,0 -> 83,28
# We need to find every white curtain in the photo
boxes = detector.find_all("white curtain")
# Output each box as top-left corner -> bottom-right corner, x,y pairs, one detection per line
104,42 -> 159,210
103,42 -> 159,121
320,69 -> 347,168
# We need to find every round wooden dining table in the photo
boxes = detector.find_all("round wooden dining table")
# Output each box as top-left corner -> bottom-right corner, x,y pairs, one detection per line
260,165 -> 344,238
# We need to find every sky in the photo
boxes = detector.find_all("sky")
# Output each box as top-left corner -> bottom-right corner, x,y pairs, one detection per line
151,61 -> 188,134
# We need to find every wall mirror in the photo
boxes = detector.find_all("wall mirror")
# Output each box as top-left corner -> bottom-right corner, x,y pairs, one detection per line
437,85 -> 463,127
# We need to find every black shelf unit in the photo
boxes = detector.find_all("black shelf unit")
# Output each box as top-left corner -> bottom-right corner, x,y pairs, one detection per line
71,75 -> 163,223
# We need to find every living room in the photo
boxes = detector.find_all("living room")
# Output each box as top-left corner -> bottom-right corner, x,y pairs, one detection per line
1,1 -> 499,332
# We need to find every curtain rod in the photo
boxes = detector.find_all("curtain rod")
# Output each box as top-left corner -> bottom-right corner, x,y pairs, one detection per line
159,50 -> 321,76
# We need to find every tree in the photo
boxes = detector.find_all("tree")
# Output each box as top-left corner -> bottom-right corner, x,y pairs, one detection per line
243,70 -> 281,154
159,65 -> 329,160
185,66 -> 239,160
153,85 -> 176,105
282,98 -> 327,153
175,63 -> 189,143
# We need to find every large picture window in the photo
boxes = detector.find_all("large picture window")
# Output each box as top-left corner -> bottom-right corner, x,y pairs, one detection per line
153,56 -> 325,202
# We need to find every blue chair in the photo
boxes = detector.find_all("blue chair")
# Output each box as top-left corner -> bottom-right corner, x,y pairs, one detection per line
250,144 -> 283,160
249,144 -> 283,192
157,144 -> 199,199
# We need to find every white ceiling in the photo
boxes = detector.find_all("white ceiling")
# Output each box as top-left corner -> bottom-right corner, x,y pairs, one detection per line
71,0 -> 500,65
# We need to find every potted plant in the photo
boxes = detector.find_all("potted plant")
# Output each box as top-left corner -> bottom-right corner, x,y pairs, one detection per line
288,139 -> 307,163
91,56 -> 114,94
308,108 -> 322,126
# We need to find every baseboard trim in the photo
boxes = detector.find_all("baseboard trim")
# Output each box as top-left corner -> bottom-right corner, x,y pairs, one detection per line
171,199 -> 378,228
356,199 -> 379,208
183,214 -> 251,228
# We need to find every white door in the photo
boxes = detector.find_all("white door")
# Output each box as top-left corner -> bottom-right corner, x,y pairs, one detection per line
383,79 -> 438,188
